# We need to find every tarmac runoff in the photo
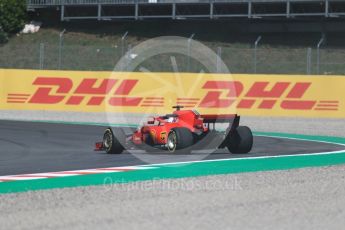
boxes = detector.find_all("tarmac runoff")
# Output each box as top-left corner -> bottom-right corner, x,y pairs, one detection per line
0,120 -> 345,194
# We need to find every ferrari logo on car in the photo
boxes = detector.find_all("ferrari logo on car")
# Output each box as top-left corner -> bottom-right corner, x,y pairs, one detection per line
160,132 -> 166,141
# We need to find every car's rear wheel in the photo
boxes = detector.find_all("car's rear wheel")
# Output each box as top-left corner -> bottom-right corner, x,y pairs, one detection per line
227,126 -> 253,154
167,128 -> 193,152
103,128 -> 124,154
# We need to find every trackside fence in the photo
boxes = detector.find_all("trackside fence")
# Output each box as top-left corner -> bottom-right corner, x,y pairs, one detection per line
1,40 -> 345,74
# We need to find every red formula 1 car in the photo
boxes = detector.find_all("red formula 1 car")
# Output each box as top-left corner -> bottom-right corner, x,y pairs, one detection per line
95,106 -> 253,154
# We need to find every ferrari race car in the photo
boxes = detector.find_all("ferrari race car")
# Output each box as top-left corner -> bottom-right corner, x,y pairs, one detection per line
95,106 -> 253,154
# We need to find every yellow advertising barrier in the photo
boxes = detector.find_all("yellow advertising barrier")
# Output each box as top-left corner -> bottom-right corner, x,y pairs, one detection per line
0,69 -> 344,118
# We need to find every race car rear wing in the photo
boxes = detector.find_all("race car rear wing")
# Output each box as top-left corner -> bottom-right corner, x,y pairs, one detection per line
202,114 -> 241,149
201,114 -> 241,149
201,114 -> 240,137
200,114 -> 239,123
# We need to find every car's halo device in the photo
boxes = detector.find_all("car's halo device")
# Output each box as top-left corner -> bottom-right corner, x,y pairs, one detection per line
95,106 -> 253,154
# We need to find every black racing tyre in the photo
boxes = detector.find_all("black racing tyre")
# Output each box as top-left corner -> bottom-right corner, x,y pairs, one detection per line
227,126 -> 253,154
167,128 -> 193,152
103,128 -> 124,154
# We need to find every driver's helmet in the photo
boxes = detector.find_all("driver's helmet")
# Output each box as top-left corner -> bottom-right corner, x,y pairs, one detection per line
167,117 -> 176,123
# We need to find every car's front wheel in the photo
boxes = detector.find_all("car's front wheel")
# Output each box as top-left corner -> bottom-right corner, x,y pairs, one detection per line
103,128 -> 124,154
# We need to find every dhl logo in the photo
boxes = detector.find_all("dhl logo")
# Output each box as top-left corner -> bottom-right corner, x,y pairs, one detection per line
197,80 -> 338,111
6,77 -> 339,111
7,77 -> 164,108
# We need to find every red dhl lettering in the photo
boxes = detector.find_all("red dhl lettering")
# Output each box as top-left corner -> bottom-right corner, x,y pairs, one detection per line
199,81 -> 316,110
28,77 -> 142,106
10,77 -> 335,111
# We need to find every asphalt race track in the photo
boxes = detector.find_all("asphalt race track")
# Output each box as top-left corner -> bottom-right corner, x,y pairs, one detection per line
1,120 -> 344,176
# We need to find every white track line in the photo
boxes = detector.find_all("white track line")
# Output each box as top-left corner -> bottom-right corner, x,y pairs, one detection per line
1,135 -> 344,182
0,166 -> 155,182
136,134 -> 345,167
